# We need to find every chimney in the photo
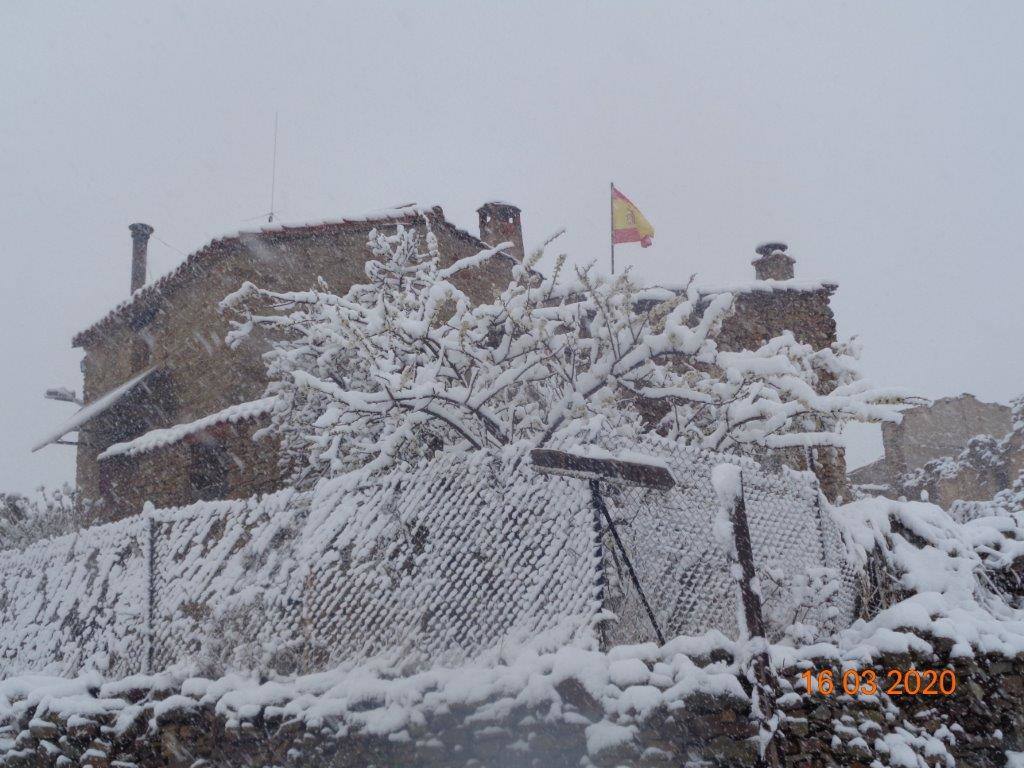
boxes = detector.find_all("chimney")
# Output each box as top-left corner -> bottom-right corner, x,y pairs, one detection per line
477,202 -> 524,261
752,242 -> 794,281
129,223 -> 154,293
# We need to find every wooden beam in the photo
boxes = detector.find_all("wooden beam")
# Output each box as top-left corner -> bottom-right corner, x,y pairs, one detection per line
530,448 -> 675,490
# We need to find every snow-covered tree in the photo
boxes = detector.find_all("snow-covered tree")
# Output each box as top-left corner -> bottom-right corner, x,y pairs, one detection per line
0,484 -> 82,550
222,218 -> 907,485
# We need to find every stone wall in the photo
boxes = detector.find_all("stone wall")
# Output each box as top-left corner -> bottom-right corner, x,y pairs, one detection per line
2,643 -> 1018,768
74,212 -> 516,521
851,395 -> 1021,510
98,417 -> 280,520
715,286 -> 838,354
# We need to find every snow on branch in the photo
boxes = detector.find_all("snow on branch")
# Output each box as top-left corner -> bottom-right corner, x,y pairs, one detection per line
222,216 -> 912,485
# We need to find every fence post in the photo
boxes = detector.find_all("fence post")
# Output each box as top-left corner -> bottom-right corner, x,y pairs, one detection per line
713,464 -> 782,768
143,514 -> 155,674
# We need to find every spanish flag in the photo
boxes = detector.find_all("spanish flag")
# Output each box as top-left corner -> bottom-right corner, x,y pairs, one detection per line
612,185 -> 654,248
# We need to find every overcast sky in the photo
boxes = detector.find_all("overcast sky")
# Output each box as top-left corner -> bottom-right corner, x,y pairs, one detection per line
2,2 -> 1022,494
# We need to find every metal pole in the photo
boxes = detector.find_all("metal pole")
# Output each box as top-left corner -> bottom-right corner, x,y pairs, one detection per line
610,181 -> 615,275
144,515 -> 155,674
269,111 -> 279,223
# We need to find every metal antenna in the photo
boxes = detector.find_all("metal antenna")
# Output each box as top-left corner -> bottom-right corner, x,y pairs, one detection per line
268,111 -> 279,223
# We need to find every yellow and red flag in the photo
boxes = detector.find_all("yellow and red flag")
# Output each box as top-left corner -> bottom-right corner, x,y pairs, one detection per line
611,185 -> 654,248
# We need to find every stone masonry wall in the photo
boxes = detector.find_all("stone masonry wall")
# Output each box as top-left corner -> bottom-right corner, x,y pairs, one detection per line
850,395 -> 1019,509
2,644 -> 1019,768
98,417 -> 280,520
716,287 -> 838,354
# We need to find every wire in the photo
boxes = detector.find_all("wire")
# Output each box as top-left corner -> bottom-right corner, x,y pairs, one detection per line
153,234 -> 186,257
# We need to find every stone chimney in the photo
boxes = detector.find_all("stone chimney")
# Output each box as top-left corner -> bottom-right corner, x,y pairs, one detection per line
752,242 -> 794,281
477,202 -> 524,261
129,223 -> 154,293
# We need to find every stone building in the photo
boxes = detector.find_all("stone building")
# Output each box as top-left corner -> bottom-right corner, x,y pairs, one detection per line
851,394 -> 1011,485
34,204 -> 523,521
846,393 -> 1024,514
35,216 -> 845,519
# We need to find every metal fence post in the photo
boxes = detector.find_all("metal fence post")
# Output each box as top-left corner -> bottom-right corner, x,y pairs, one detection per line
144,514 -> 155,674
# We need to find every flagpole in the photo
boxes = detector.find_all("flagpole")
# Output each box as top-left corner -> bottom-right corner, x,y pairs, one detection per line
610,181 -> 615,275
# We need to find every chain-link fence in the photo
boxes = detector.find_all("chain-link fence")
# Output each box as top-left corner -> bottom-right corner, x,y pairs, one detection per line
542,440 -> 859,646
0,518 -> 150,678
0,442 -> 860,679
148,491 -> 309,674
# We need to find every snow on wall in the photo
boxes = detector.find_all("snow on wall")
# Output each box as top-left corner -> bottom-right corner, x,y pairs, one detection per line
98,396 -> 278,460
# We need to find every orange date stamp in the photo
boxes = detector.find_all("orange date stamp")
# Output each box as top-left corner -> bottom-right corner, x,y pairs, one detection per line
800,668 -> 957,696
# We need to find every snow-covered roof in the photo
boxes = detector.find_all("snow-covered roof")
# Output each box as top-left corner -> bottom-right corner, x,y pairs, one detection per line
636,279 -> 837,305
697,278 -> 837,296
30,368 -> 157,453
72,205 -> 494,348
98,396 -> 278,460
477,200 -> 521,210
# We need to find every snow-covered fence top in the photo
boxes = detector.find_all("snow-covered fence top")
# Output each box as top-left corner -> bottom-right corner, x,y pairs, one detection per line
0,442 -> 855,679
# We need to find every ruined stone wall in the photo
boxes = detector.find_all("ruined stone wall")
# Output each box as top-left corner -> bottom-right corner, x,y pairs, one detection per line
75,218 -> 516,520
881,395 -> 1012,478
891,430 -> 1024,511
850,395 -> 1018,508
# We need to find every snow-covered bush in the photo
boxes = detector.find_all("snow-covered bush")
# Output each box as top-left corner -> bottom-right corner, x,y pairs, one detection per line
840,496 -> 1024,635
760,565 -> 846,644
0,484 -> 83,551
223,218 -> 908,485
